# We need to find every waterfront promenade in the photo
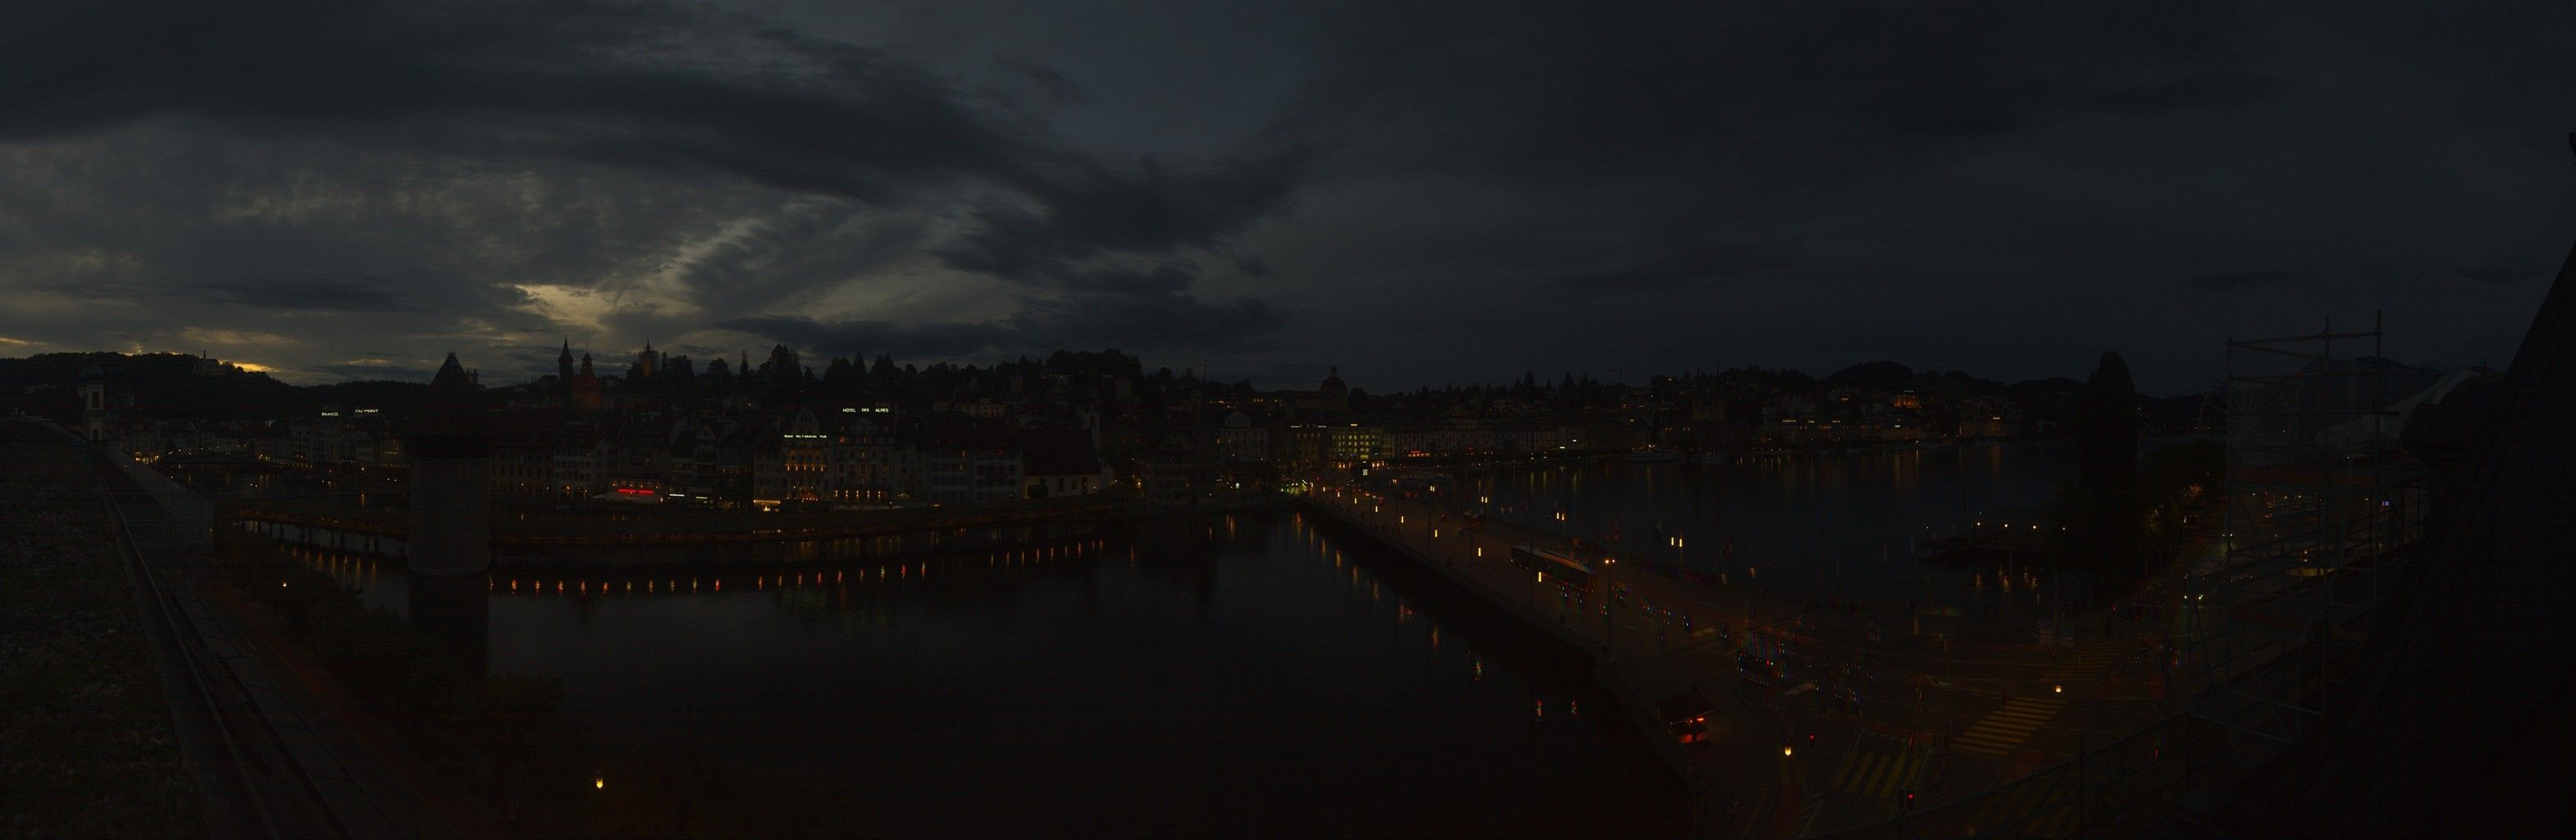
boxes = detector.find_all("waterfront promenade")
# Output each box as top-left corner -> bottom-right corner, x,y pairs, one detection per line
1302,482 -> 2179,838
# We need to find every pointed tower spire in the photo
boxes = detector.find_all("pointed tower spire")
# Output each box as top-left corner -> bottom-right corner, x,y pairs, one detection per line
406,351 -> 492,578
429,352 -> 470,395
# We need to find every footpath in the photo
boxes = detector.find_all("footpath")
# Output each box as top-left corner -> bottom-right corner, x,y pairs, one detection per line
78,419 -> 499,839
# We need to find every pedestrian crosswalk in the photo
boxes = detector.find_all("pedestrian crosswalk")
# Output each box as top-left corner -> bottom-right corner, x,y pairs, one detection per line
1953,696 -> 2063,756
1963,772 -> 2082,838
1828,737 -> 1927,799
2063,640 -> 2130,680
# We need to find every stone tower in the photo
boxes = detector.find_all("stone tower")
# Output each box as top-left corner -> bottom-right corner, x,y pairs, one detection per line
557,337 -> 575,384
403,353 -> 491,575
570,354 -> 602,412
77,363 -> 108,443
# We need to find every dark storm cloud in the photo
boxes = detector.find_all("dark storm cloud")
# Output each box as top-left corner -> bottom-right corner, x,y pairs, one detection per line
192,275 -> 422,313
1544,240 -> 1815,298
0,0 -> 1300,373
2,0 -> 2569,393
1275,2 -> 2277,184
1228,0 -> 2573,391
996,57 -> 1087,107
2448,258 -> 2551,286
717,285 -> 1278,360
713,314 -> 1018,360
302,363 -> 431,382
928,149 -> 1307,287
1010,290 -> 1281,350
0,2 -> 1024,200
636,201 -> 932,314
2187,260 -> 2544,292
2186,269 -> 2314,290
2072,71 -> 2283,116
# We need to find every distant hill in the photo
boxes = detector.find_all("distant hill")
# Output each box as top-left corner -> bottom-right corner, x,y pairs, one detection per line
303,380 -> 431,409
0,352 -> 426,418
1822,360 -> 1914,390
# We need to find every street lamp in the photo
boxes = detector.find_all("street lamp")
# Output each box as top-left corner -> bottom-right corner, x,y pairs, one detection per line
1603,555 -> 1617,662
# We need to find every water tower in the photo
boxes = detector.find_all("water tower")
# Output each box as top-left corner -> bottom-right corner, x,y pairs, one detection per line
403,353 -> 491,574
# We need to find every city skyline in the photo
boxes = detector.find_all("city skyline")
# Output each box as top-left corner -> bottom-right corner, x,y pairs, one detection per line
7,4 -> 2574,836
2,2 -> 2569,394
2,341 -> 2235,402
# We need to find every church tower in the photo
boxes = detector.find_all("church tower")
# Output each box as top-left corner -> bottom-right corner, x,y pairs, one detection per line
78,363 -> 108,443
558,337 -> 574,384
571,354 -> 602,411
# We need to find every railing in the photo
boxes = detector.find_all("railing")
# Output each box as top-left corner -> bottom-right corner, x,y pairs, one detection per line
1295,495 -> 1717,835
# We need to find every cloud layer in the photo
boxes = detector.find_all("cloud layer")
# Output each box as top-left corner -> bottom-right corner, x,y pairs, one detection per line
0,1 -> 2569,393
0,0 -> 1297,381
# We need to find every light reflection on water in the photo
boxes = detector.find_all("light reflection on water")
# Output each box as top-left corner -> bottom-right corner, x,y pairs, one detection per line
299,513 -> 1693,838
1466,441 -> 2090,620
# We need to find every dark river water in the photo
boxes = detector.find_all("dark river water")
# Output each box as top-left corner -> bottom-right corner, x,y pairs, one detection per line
307,514 -> 1694,838
270,441 -> 2095,835
1462,441 -> 2089,620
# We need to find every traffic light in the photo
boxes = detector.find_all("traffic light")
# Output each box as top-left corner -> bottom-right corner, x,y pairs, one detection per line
1903,788 -> 1915,810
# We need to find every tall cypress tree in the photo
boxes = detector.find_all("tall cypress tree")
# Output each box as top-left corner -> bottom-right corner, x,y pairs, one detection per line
2077,351 -> 2141,570
2079,352 -> 2138,499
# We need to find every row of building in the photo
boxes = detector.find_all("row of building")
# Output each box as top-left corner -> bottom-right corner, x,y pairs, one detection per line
66,349 -> 2098,509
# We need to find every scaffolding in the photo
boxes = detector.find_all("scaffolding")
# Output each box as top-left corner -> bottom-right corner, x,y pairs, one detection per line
2161,315 -> 2432,816
1803,318 -> 2446,839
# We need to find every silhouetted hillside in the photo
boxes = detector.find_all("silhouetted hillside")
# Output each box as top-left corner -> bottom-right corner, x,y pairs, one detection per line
0,352 -> 428,418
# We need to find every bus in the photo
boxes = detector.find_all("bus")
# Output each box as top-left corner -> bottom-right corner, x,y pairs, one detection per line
1737,632 -> 1788,687
1510,545 -> 1596,589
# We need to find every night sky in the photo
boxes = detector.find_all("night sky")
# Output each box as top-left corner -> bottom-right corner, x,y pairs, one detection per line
2,1 -> 2569,395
